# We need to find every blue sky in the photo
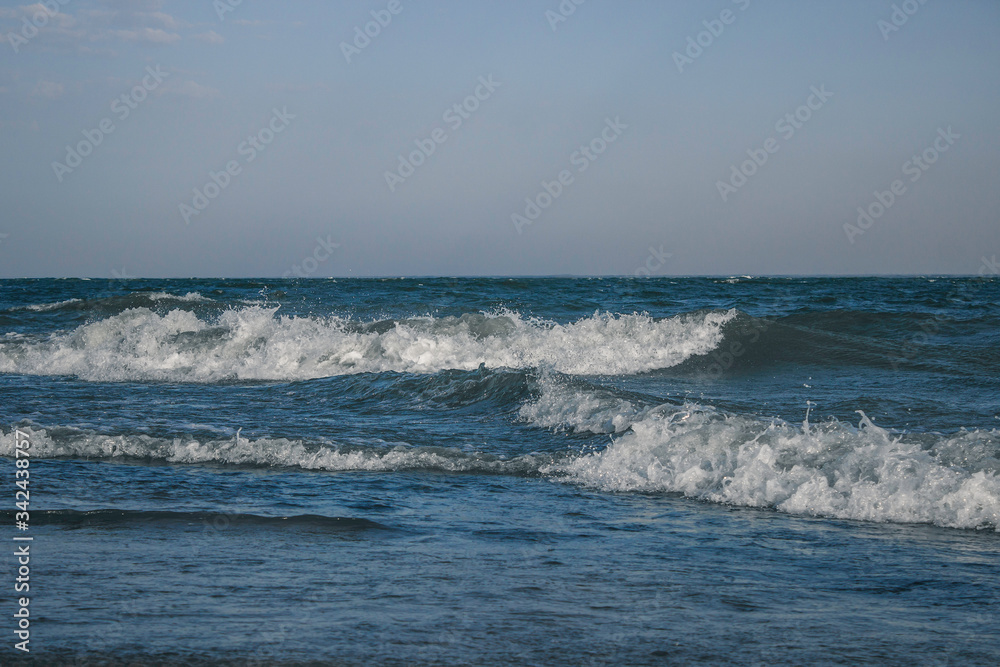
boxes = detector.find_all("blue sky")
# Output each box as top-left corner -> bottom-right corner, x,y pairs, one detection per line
1,0 -> 998,277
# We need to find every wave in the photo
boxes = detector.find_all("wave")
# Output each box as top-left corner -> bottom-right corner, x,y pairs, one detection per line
21,298 -> 83,312
342,366 -> 533,411
4,301 -> 995,382
530,374 -> 1000,531
518,373 -> 662,434
0,306 -> 734,382
669,310 -> 1000,376
4,385 -> 999,532
0,425 -> 551,475
10,291 -> 213,314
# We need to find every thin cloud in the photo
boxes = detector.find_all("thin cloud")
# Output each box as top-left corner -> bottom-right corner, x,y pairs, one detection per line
113,27 -> 180,43
0,1 -> 184,50
192,30 -> 224,45
1,3 -> 76,28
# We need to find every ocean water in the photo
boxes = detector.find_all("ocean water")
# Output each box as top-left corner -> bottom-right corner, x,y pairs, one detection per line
1,276 -> 999,666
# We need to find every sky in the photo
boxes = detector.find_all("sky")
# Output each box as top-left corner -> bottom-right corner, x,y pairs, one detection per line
0,0 -> 998,278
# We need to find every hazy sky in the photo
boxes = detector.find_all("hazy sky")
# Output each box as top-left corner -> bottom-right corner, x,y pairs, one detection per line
1,0 -> 998,277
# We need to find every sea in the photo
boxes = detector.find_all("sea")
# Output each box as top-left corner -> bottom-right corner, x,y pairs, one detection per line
1,276 -> 998,666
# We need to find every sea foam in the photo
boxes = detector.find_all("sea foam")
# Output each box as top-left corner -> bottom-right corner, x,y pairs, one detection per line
4,395 -> 998,532
0,306 -> 734,382
527,376 -> 1000,530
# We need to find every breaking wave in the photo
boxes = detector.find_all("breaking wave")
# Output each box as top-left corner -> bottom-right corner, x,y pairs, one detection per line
0,306 -> 735,382
528,376 -> 1000,531
0,425 -> 550,476
4,376 -> 999,532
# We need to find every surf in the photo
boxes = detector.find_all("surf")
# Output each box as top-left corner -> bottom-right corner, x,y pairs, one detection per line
0,306 -> 735,382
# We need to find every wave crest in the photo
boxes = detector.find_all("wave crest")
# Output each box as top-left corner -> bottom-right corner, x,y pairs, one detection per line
0,306 -> 735,382
5,401 -> 999,532
537,402 -> 1000,531
0,426 -> 550,476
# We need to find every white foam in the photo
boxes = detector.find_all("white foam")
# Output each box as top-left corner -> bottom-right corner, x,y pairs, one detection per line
518,374 -> 654,434
0,426 -> 542,475
0,306 -> 734,382
22,298 -> 83,312
4,400 -> 999,531
146,291 -> 212,303
538,404 -> 1000,531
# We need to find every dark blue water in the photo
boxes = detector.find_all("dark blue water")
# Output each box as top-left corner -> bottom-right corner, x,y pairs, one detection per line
1,277 -> 999,665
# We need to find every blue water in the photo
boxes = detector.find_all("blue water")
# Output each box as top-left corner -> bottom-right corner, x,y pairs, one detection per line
1,277 -> 999,665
